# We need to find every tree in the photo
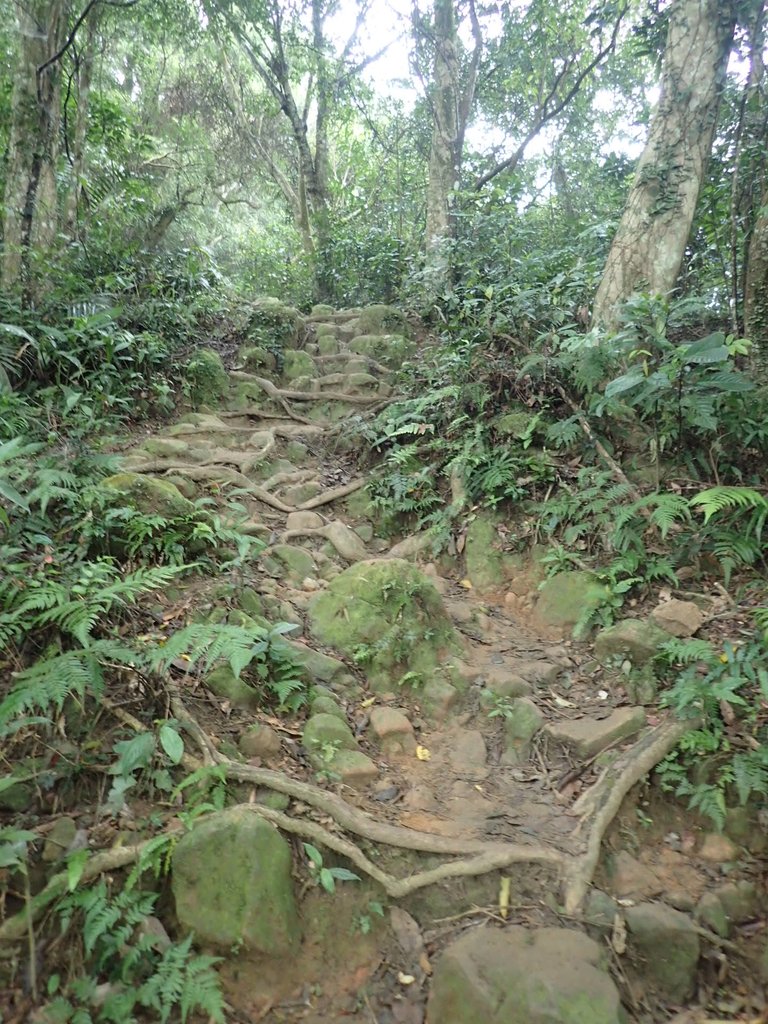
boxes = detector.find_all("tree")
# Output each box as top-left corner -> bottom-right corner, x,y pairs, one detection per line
2,0 -> 69,294
592,0 -> 739,330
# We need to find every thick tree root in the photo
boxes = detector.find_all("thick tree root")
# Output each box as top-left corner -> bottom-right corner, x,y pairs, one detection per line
230,371 -> 383,405
313,353 -> 391,375
561,715 -> 696,914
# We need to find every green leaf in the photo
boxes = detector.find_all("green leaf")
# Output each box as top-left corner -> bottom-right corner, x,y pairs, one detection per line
159,724 -> 185,765
302,843 -> 323,867
604,371 -> 645,398
0,478 -> 29,511
319,867 -> 336,893
112,732 -> 156,776
330,867 -> 360,883
67,849 -> 90,891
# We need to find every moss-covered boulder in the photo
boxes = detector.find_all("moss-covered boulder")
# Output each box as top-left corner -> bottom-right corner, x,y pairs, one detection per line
183,348 -> 229,408
283,349 -> 316,381
303,713 -> 358,768
141,437 -> 190,459
308,559 -> 459,692
533,571 -> 607,635
427,926 -> 621,1024
464,514 -> 521,591
355,304 -> 408,336
99,473 -> 195,518
348,333 -> 412,367
594,618 -> 668,667
247,297 -> 304,350
625,903 -> 699,1003
172,808 -> 300,953
238,345 -> 277,373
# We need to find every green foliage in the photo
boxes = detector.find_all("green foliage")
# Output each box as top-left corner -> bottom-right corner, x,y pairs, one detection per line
302,843 -> 360,895
656,638 -> 768,830
47,882 -> 225,1023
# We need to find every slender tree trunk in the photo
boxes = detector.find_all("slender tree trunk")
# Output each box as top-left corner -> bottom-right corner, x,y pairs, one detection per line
424,0 -> 459,254
63,11 -> 97,239
592,0 -> 737,330
2,0 -> 68,295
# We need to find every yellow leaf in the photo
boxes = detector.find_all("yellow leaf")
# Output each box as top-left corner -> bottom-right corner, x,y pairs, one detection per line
459,578 -> 473,589
499,876 -> 511,920
398,973 -> 415,986
416,745 -> 431,761
360,697 -> 376,708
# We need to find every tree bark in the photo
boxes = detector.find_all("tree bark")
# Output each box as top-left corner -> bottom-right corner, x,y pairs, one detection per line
423,0 -> 481,266
62,10 -> 97,239
2,0 -> 68,294
592,0 -> 737,330
745,194 -> 768,353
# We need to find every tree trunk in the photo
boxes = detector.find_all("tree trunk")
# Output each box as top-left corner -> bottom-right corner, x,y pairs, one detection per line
745,193 -> 768,354
592,0 -> 737,330
424,0 -> 459,255
2,0 -> 68,295
62,10 -> 97,239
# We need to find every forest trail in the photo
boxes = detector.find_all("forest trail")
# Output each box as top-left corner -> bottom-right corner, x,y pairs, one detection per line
110,309 -> 761,1023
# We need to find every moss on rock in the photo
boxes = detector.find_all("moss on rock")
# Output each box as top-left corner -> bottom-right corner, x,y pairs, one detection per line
184,348 -> 229,408
99,472 -> 195,518
308,559 -> 459,692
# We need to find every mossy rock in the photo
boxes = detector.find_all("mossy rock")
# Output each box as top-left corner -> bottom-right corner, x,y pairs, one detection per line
348,333 -> 412,367
283,350 -> 317,381
308,559 -> 459,692
269,544 -> 317,581
172,808 -> 300,953
99,473 -> 195,518
533,571 -> 607,635
247,297 -> 304,350
355,304 -> 408,336
464,514 -> 522,592
311,303 -> 335,317
184,348 -> 229,409
141,437 -> 190,458
239,345 -> 277,373
594,618 -> 668,667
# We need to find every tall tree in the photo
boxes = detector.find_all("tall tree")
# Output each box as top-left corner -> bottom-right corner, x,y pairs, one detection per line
2,0 -> 69,293
592,0 -> 738,329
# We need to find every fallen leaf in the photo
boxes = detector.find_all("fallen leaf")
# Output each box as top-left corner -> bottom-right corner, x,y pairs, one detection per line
397,973 -> 415,986
360,697 -> 376,708
611,913 -> 627,954
499,876 -> 511,920
416,745 -> 431,761
459,578 -> 473,589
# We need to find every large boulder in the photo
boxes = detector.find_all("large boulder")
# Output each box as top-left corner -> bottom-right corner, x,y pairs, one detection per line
427,926 -> 622,1024
183,348 -> 229,408
172,808 -> 300,953
464,514 -> 520,592
594,618 -> 668,666
98,472 -> 195,518
247,297 -> 304,350
308,559 -> 459,692
533,572 -> 607,636
625,902 -> 700,1002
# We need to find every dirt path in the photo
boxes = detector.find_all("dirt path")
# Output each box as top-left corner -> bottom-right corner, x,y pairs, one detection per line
118,309 -> 764,1023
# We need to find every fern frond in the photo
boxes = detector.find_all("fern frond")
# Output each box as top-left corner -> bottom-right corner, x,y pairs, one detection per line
690,486 -> 768,524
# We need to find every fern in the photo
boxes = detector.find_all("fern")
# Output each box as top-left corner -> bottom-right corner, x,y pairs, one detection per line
690,486 -> 768,523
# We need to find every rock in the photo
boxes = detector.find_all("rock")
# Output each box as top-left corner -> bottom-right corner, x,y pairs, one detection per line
247,297 -> 304,349
651,599 -> 704,637
533,572 -> 607,635
354,523 -> 374,542
172,808 -> 300,953
322,520 -> 369,561
308,559 -> 459,693
388,532 -> 433,560
355,304 -> 408,336
239,344 -> 277,373
698,833 -> 738,863
369,707 -> 416,756
625,902 -> 699,1003
303,713 -> 358,768
482,666 -> 532,699
421,678 -> 459,721
282,350 -> 316,381
205,666 -> 261,710
269,544 -> 317,581
723,805 -> 768,854
449,730 -> 488,780
239,723 -> 282,762
42,817 -> 78,862
348,333 -> 411,367
608,851 -> 663,900
310,694 -> 345,719
584,890 -> 619,938
694,892 -> 729,937
545,707 -> 646,758
513,660 -> 561,685
288,642 -> 347,683
332,750 -> 379,788
594,618 -> 669,666
184,348 -> 229,408
317,334 -> 339,355
427,925 -> 622,1024
99,472 -> 195,518
0,781 -> 34,812
464,514 -> 520,592
141,437 -> 189,458
715,881 -> 758,925
286,510 -> 325,530
495,409 -> 535,436
501,698 -> 544,765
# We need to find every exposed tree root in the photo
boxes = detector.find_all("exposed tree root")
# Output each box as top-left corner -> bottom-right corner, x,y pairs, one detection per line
261,469 -> 317,492
561,715 -> 696,914
313,353 -> 391,375
216,410 -> 329,433
296,478 -> 366,509
230,371 -> 383,405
